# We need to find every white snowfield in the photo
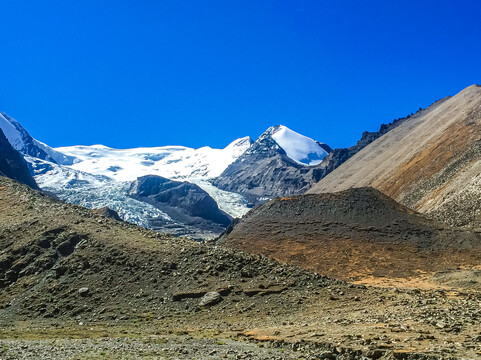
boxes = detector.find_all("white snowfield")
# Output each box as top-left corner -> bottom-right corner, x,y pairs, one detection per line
270,125 -> 329,166
50,137 -> 254,219
55,136 -> 253,182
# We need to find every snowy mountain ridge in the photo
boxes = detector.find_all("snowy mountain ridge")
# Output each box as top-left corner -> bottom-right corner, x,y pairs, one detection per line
0,110 -> 332,239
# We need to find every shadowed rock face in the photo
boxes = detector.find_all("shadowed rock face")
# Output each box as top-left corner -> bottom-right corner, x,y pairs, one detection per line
219,187 -> 481,280
309,85 -> 481,229
0,128 -> 38,189
128,175 -> 232,232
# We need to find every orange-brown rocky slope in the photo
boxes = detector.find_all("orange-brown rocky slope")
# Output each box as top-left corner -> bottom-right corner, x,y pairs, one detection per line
218,187 -> 481,283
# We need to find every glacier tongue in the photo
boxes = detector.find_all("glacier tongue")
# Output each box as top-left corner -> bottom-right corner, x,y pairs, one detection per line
190,179 -> 250,219
30,157 -> 172,227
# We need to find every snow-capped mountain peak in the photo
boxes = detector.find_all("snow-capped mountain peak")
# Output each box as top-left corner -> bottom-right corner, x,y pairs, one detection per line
260,125 -> 330,166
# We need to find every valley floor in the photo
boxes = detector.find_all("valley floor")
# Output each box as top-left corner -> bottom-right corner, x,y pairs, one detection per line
1,282 -> 480,360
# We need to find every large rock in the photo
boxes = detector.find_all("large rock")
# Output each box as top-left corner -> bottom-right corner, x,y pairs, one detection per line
198,291 -> 222,307
92,207 -> 122,221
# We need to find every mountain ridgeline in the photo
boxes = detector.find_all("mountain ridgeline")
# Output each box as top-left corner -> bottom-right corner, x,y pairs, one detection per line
211,108 -> 434,205
309,84 -> 481,229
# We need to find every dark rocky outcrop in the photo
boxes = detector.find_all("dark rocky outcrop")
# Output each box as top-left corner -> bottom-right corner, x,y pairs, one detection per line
0,128 -> 38,189
309,98 -> 450,183
128,175 -> 232,235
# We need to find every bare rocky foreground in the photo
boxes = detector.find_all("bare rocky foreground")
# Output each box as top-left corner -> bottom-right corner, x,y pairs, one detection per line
0,178 -> 480,359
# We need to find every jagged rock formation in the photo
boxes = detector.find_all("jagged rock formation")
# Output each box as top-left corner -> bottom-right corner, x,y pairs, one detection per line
309,84 -> 481,229
219,187 -> 481,280
0,128 -> 38,189
310,99 -> 450,181
128,175 -> 232,236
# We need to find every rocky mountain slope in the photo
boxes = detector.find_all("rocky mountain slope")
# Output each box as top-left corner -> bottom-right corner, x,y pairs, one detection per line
309,98 -> 450,183
212,125 -> 332,203
128,175 -> 232,238
308,84 -> 481,229
0,128 -> 38,189
0,177 -> 480,359
0,175 -> 328,323
219,187 -> 481,282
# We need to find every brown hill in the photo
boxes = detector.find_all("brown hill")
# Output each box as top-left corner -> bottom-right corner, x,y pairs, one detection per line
219,187 -> 481,281
308,84 -> 481,229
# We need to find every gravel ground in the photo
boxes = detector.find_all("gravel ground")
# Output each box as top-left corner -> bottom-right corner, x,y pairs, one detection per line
0,335 -> 308,360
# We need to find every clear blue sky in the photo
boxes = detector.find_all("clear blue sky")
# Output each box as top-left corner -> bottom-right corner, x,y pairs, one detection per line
1,0 -> 480,149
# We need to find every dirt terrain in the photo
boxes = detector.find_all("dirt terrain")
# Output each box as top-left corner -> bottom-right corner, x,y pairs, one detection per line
0,178 -> 480,359
219,187 -> 481,286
